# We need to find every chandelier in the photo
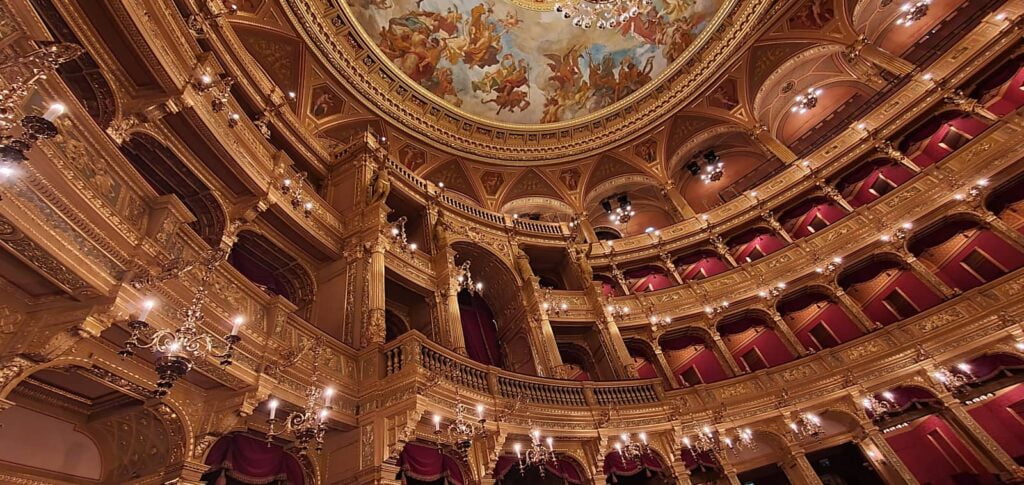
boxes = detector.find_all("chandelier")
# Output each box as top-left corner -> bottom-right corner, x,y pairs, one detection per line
953,178 -> 989,202
895,0 -> 931,26
788,413 -> 824,441
541,287 -> 568,317
554,0 -> 653,29
266,338 -> 334,455
118,249 -> 243,397
880,222 -> 913,243
455,260 -> 484,296
933,363 -> 973,394
615,432 -> 650,464
432,395 -> 487,462
703,300 -> 730,317
193,72 -> 234,113
722,428 -> 756,455
758,281 -> 787,299
791,87 -> 822,114
0,43 -> 83,167
683,426 -> 722,458
604,296 -> 631,319
862,391 -> 897,418
699,150 -> 725,184
514,429 -> 557,476
278,171 -> 315,218
389,216 -> 417,253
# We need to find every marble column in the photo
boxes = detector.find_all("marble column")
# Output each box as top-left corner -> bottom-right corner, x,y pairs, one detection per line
901,253 -> 959,299
769,309 -> 809,357
711,332 -> 744,375
652,346 -> 679,389
939,395 -> 1024,481
750,124 -> 798,163
782,444 -> 824,485
365,238 -> 387,346
432,246 -> 467,355
831,287 -> 878,333
662,182 -> 697,219
857,425 -> 920,485
599,316 -> 639,379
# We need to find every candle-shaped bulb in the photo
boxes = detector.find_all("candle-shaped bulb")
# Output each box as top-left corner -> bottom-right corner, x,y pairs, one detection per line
324,387 -> 335,407
268,398 -> 279,419
230,315 -> 244,335
620,432 -> 629,442
43,103 -> 66,121
409,243 -> 417,251
138,298 -> 156,321
683,437 -> 691,448
546,436 -> 553,448
319,408 -> 328,422
615,443 -> 622,453
639,432 -> 647,444
475,403 -> 484,419
168,340 -> 181,352
433,414 -> 441,431
514,442 -> 522,458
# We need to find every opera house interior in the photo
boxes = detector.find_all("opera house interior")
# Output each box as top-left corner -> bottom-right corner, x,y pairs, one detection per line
5,0 -> 1024,483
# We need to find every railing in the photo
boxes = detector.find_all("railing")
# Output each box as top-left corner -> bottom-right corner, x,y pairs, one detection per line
513,218 -> 566,236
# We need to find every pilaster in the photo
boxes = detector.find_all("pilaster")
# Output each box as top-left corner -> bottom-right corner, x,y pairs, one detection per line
938,394 -> 1024,481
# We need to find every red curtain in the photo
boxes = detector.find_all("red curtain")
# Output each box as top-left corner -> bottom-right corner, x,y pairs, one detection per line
603,450 -> 664,482
459,295 -> 500,367
396,442 -> 465,485
493,455 -> 585,484
204,434 -> 305,485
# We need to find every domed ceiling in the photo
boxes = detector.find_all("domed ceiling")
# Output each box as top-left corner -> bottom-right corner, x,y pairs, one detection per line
349,0 -> 724,124
284,0 -> 772,161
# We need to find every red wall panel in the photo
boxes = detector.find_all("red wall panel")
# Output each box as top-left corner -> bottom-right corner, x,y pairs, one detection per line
967,384 -> 1024,463
724,328 -> 794,370
787,303 -> 863,350
908,117 -> 990,168
932,230 -> 1024,292
886,415 -> 992,485
854,271 -> 943,326
630,273 -> 675,293
848,164 -> 916,208
788,202 -> 849,239
732,233 -> 787,263
664,347 -> 729,385
679,255 -> 730,280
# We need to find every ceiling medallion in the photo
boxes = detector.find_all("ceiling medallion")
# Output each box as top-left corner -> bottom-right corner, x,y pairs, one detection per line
895,0 -> 931,26
286,0 -> 769,161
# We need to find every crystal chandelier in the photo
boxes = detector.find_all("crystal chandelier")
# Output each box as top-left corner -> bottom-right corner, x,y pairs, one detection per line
455,260 -> 484,296
541,287 -> 568,317
432,397 -> 487,462
118,249 -> 243,397
278,170 -> 316,218
862,391 -> 897,418
513,429 -> 557,476
723,428 -> 756,455
389,216 -> 417,253
895,0 -> 931,26
788,413 -> 824,441
933,363 -> 973,394
699,150 -> 724,184
554,0 -> 653,29
791,87 -> 822,114
0,43 -> 83,166
683,426 -> 722,458
266,338 -> 334,455
602,194 -> 635,225
615,432 -> 650,464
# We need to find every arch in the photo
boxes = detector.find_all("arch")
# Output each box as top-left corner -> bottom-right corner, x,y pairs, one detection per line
673,248 -> 731,281
120,133 -> 228,247
623,338 -> 661,380
836,252 -> 908,290
725,226 -> 788,263
985,171 -> 1024,216
834,157 -> 915,208
202,433 -> 305,484
908,214 -> 1024,291
777,194 -> 849,239
658,327 -> 732,385
622,264 -> 675,293
29,0 -> 118,129
557,342 -> 598,381
385,309 -> 410,342
229,230 -> 317,316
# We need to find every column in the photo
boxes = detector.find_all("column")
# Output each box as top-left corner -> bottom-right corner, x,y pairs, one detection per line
365,237 -> 387,346
832,287 -> 878,333
432,247 -> 467,355
901,253 -> 958,299
750,124 -> 798,163
662,182 -> 697,219
599,316 -> 639,379
711,332 -> 744,375
978,211 -> 1024,254
769,309 -> 809,357
939,396 -> 1024,481
762,211 -> 795,243
782,444 -> 824,485
875,140 -> 922,173
661,253 -> 686,286
575,213 -> 599,243
817,180 -> 855,213
710,234 -> 740,267
717,452 -> 744,485
847,36 -> 916,76
857,424 -> 920,485
652,346 -> 680,389
529,312 -> 564,378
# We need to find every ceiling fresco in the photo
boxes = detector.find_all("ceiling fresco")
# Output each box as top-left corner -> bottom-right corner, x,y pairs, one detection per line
347,0 -> 726,124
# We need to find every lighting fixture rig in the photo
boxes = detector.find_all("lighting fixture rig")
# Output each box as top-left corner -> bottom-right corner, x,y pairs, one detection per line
266,338 -> 335,455
932,363 -> 974,394
431,389 -> 488,462
895,0 -> 931,26
455,260 -> 484,296
683,426 -> 723,460
722,428 -> 757,455
862,391 -> 897,421
687,150 -> 724,184
540,287 -> 568,317
615,432 -> 650,464
118,249 -> 244,397
389,216 -> 417,253
791,87 -> 822,114
788,412 -> 824,441
278,170 -> 316,218
602,194 -> 635,225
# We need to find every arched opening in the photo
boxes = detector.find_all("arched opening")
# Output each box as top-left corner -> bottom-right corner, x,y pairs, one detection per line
969,54 -> 1024,117
557,342 -> 597,381
120,133 -> 226,247
622,265 -> 675,293
624,339 -> 660,380
838,255 -> 943,326
493,453 -> 587,484
986,174 -> 1024,234
777,287 -> 864,351
658,330 -> 731,386
0,366 -> 185,483
395,441 -> 467,485
896,110 -> 991,168
673,249 -> 731,281
29,0 -> 117,128
458,290 -> 502,368
385,309 -> 410,342
229,231 -> 316,318
778,194 -> 849,240
716,312 -> 796,372
726,227 -> 787,264
908,217 -> 1024,292
201,433 -> 306,485
603,448 -> 671,484
835,157 -> 915,208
